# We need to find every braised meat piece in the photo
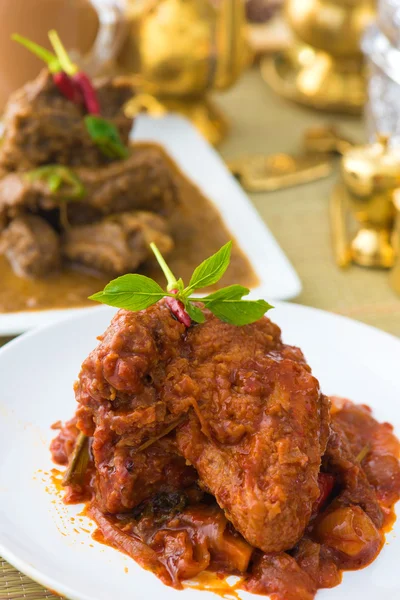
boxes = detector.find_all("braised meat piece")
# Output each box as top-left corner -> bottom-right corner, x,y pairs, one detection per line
0,69 -> 132,171
72,146 -> 178,219
72,303 -> 330,552
330,397 -> 400,509
323,420 -> 383,528
0,173 -> 47,230
0,147 -> 179,230
62,211 -> 173,276
243,552 -> 317,600
0,214 -> 60,278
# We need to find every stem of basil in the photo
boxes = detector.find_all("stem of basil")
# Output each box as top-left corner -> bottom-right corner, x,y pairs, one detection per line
149,243 -> 192,326
48,29 -> 77,76
12,33 -> 60,73
150,242 -> 177,291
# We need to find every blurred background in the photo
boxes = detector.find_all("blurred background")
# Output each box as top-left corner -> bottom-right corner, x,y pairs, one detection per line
0,0 -> 399,329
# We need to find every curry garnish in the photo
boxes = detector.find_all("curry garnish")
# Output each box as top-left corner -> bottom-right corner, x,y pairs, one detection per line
89,241 -> 273,326
25,165 -> 86,199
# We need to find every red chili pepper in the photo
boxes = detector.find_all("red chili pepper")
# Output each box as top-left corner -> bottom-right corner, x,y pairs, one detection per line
165,290 -> 191,328
48,30 -> 100,115
73,72 -> 100,115
53,72 -> 83,104
314,473 -> 335,513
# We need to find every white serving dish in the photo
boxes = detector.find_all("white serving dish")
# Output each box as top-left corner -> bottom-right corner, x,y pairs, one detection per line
0,114 -> 301,336
0,303 -> 399,599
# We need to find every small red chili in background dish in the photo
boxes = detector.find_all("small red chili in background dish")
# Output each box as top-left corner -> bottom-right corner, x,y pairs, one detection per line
48,30 -> 100,116
53,72 -> 83,104
12,30 -> 129,160
11,34 -> 83,105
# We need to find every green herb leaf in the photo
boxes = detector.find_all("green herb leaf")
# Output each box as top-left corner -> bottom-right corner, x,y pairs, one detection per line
205,298 -> 273,326
186,241 -> 232,294
89,241 -> 274,328
186,301 -> 206,323
89,274 -> 165,310
202,284 -> 250,303
202,285 -> 273,325
85,115 -> 129,160
25,165 -> 86,200
175,278 -> 185,294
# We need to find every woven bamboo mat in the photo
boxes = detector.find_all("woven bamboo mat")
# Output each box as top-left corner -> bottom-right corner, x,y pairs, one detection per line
0,559 -> 59,599
0,67 -> 399,599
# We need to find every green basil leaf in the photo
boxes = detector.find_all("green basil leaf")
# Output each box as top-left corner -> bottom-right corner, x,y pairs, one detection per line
85,115 -> 129,159
206,298 -> 273,326
175,278 -> 185,294
201,284 -> 250,304
186,301 -> 205,323
89,274 -> 165,311
186,241 -> 232,293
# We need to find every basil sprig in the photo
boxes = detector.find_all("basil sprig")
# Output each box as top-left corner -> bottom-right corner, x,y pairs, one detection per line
89,241 -> 273,326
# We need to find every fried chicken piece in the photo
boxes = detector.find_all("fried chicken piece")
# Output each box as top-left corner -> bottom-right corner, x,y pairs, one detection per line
73,303 -> 330,553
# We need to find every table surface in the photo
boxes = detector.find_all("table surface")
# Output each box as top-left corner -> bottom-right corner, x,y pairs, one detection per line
1,66 -> 399,600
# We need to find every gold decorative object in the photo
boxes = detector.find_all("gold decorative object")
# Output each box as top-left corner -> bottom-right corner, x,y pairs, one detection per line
228,124 -> 352,192
331,135 -> 399,269
389,190 -> 400,295
119,0 -> 250,145
303,125 -> 355,155
261,0 -> 376,113
228,151 -> 333,192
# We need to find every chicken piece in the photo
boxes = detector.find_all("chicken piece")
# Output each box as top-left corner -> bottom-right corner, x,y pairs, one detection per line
173,315 -> 330,553
0,69 -> 132,171
0,214 -> 60,278
74,303 -> 194,513
0,147 -> 179,230
72,303 -> 330,553
62,211 -> 173,276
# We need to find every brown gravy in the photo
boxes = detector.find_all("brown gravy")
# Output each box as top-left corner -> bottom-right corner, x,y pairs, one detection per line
0,143 -> 258,314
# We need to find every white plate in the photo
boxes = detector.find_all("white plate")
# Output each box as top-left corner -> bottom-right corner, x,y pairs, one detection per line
0,114 -> 301,336
0,303 -> 399,600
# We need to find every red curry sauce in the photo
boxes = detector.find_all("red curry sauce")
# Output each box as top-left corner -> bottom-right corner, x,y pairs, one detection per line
51,397 -> 400,600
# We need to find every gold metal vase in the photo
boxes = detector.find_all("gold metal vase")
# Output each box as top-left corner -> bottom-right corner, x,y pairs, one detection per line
261,0 -> 376,113
118,0 -> 250,145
